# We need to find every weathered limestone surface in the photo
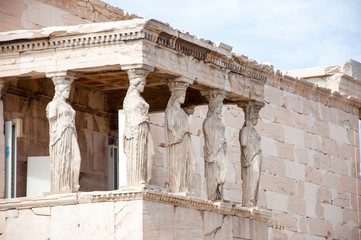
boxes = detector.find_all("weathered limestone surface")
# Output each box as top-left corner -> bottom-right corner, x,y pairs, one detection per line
0,0 -> 139,32
343,59 -> 361,80
51,202 -> 114,240
0,189 -> 271,240
258,71 -> 361,239
1,209 -> 50,240
286,59 -> 361,101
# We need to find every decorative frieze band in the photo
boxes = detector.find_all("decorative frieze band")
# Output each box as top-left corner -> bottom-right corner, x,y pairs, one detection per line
0,31 -> 146,54
0,187 -> 271,222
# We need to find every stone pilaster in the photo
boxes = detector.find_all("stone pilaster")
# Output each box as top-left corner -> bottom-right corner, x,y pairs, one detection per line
0,80 -> 8,198
237,101 -> 264,207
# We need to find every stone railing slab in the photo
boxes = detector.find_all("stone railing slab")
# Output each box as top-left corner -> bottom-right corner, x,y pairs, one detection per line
0,187 -> 271,222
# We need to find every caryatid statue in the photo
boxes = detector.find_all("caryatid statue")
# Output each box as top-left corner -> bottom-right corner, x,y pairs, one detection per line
165,80 -> 196,193
203,90 -> 228,201
46,72 -> 81,193
123,67 -> 154,186
238,101 -> 264,207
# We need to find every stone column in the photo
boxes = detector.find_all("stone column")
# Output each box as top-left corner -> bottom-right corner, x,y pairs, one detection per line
238,101 -> 264,207
121,64 -> 155,186
0,80 -> 8,198
165,79 -> 196,193
46,71 -> 81,193
202,90 -> 228,201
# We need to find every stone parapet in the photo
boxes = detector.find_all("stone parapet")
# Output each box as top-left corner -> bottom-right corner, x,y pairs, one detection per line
0,187 -> 271,221
0,187 -> 271,239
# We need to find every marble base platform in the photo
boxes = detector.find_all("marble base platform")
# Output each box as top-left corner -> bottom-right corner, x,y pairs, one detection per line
0,186 -> 271,240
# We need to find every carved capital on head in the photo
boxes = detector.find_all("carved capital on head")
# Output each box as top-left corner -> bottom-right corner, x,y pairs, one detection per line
238,101 -> 264,125
122,64 -> 154,86
46,71 -> 78,86
202,90 -> 228,117
167,80 -> 189,92
202,89 -> 228,103
121,63 -> 154,72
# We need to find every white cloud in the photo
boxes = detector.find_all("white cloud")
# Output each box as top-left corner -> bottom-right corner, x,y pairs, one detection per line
105,0 -> 361,70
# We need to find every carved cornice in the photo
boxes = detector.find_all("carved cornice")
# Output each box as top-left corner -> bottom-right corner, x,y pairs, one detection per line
144,29 -> 272,83
0,20 -> 272,84
0,32 -> 145,55
0,187 -> 271,222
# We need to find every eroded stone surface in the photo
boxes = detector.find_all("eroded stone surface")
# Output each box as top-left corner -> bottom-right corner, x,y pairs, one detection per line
2,209 -> 50,240
0,211 -> 5,234
143,201 -> 174,239
51,202 -> 114,240
115,200 -> 143,240
174,207 -> 203,239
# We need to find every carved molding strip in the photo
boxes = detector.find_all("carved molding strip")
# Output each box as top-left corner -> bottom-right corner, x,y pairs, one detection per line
0,188 -> 271,222
0,31 -> 146,54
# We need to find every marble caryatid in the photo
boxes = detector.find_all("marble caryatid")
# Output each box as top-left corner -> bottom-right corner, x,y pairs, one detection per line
203,90 -> 227,201
123,68 -> 154,186
46,72 -> 81,193
239,101 -> 264,207
165,80 -> 195,193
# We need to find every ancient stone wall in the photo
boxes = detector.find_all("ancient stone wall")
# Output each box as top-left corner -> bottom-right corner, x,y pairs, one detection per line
0,0 -> 140,32
259,73 -> 360,239
146,72 -> 361,239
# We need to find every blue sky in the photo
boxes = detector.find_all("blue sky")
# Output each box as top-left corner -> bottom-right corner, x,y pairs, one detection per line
105,0 -> 361,71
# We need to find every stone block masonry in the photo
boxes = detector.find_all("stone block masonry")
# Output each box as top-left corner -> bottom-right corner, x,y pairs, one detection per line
256,71 -> 361,239
0,0 -> 140,32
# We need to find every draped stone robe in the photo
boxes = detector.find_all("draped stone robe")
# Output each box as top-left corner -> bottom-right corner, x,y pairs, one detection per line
165,104 -> 195,193
47,98 -> 81,192
203,113 -> 227,201
240,122 -> 261,207
123,90 -> 154,186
